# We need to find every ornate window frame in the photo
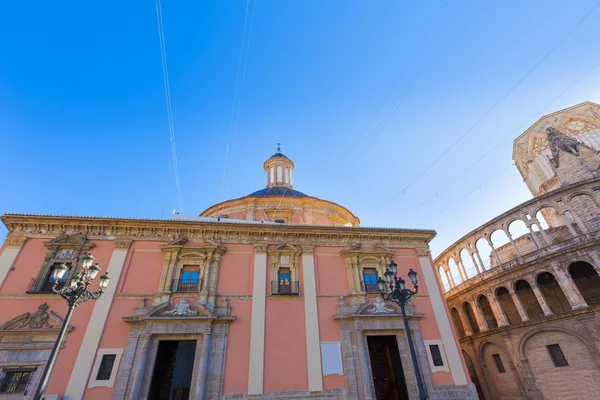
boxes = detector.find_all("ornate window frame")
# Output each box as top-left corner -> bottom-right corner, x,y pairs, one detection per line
158,236 -> 226,309
340,244 -> 394,296
28,235 -> 95,294
268,243 -> 301,295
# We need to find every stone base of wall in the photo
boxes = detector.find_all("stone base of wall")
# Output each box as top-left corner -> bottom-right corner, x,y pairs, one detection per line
221,388 -> 347,400
221,385 -> 478,400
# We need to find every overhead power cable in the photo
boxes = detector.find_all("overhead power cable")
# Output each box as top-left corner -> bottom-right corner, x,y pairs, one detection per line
220,0 -> 257,203
155,0 -> 183,212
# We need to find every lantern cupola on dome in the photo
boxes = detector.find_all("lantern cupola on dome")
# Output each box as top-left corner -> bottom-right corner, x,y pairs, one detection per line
264,143 -> 294,188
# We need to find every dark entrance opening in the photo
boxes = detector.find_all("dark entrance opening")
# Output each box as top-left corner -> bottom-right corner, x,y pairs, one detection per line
149,340 -> 197,400
367,335 -> 410,400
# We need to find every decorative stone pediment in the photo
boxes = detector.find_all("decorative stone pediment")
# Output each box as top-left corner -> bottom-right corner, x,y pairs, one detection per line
43,234 -> 95,252
161,234 -> 189,249
0,303 -> 68,331
123,299 -> 234,326
334,299 -> 422,320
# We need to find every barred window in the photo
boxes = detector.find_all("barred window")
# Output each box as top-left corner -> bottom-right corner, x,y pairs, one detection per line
492,353 -> 505,373
547,344 -> 568,367
0,368 -> 35,393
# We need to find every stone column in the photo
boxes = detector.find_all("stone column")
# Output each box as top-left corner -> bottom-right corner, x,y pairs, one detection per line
472,300 -> 488,332
588,253 -> 600,275
534,220 -> 551,245
559,211 -> 579,236
526,224 -> 542,249
569,209 -> 589,233
530,282 -> 552,316
470,252 -> 481,274
486,238 -> 502,266
487,292 -> 509,327
195,333 -> 212,400
457,259 -> 468,281
475,250 -> 486,271
129,334 -> 152,399
446,269 -> 456,288
505,230 -> 522,258
508,289 -> 529,322
551,264 -> 588,309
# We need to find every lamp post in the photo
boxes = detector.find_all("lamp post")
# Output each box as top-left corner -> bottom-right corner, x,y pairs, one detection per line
32,253 -> 111,400
377,261 -> 428,400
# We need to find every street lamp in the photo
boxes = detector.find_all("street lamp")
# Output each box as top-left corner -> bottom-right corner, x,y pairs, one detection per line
32,253 -> 111,400
377,261 -> 428,400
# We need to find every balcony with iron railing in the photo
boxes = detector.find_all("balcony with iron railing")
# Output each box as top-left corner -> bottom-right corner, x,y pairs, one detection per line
270,281 -> 300,295
171,278 -> 203,293
26,276 -> 66,294
360,281 -> 381,294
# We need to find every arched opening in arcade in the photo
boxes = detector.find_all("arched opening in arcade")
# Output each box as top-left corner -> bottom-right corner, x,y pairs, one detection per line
568,193 -> 600,232
507,219 -> 536,255
459,248 -> 479,279
474,237 -> 493,271
536,272 -> 571,314
490,229 -> 511,266
514,280 -> 544,319
495,286 -> 521,324
535,206 -> 572,244
463,302 -> 480,334
450,307 -> 466,338
438,266 -> 450,292
478,295 -> 498,329
568,261 -> 600,306
462,350 -> 486,400
448,258 -> 463,286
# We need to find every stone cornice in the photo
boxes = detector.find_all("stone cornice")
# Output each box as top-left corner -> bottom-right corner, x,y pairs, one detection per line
1,213 -> 436,248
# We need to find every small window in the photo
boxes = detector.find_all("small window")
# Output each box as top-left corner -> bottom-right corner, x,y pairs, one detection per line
96,354 -> 117,380
0,368 -> 35,393
492,353 -> 505,373
274,219 -> 285,224
547,344 -> 569,367
363,268 -> 379,293
180,267 -> 199,285
429,345 -> 444,367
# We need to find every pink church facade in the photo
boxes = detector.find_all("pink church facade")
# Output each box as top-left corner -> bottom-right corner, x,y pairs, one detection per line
0,151 -> 476,399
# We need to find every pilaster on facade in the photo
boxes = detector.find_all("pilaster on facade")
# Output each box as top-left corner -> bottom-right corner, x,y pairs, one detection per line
0,235 -> 27,287
508,288 -> 530,322
551,264 -> 588,309
529,282 -> 553,316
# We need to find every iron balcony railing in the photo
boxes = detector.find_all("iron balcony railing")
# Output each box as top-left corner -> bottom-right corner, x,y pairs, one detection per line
271,281 -> 300,295
170,278 -> 202,293
26,276 -> 66,294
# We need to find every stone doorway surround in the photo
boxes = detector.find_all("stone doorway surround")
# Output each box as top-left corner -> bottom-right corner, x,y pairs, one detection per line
113,299 -> 234,400
334,300 -> 478,400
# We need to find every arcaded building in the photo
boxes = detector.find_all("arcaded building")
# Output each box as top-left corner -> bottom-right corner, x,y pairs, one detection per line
0,149 -> 476,399
434,102 -> 600,400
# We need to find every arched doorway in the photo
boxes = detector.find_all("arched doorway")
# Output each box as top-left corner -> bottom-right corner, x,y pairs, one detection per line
523,330 -> 600,400
462,350 -> 486,400
514,280 -> 544,319
480,342 -> 522,398
537,272 -> 571,314
568,261 -> 600,306
451,308 -> 466,338
478,295 -> 497,329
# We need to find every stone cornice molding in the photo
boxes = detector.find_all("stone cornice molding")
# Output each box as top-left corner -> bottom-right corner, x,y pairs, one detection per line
2,214 -> 435,248
4,235 -> 27,249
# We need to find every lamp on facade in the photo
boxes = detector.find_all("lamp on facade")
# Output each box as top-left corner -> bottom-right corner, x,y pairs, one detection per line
377,263 -> 428,400
32,253 -> 111,400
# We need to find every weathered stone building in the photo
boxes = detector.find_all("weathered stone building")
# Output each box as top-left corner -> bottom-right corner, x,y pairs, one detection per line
434,101 -> 600,400
0,149 -> 476,399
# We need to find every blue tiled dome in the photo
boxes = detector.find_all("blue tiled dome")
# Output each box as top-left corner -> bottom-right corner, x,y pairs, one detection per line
247,187 -> 307,197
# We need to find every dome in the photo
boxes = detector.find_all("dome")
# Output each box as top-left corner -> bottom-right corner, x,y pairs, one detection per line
247,187 -> 307,197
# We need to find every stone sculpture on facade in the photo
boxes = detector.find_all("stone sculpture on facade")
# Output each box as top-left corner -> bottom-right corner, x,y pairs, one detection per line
165,298 -> 198,316
368,297 -> 393,313
19,303 -> 53,328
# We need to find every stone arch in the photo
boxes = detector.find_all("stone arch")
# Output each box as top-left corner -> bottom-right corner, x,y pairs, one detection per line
478,294 -> 497,329
463,302 -> 480,334
474,237 -> 492,271
459,248 -> 478,279
534,205 -> 566,232
507,219 -> 536,255
535,271 -> 571,314
450,307 -> 465,338
438,266 -> 450,291
514,279 -> 544,319
462,350 -> 486,400
496,286 -> 521,324
479,341 -> 523,399
568,261 -> 600,306
568,193 -> 600,232
489,228 -> 512,266
448,257 -> 462,285
520,328 -> 600,400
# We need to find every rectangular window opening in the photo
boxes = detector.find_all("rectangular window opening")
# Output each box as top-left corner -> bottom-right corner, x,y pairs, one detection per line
0,368 -> 35,393
96,354 -> 117,381
492,353 -> 505,373
429,344 -> 444,367
547,344 -> 569,367
363,268 -> 379,293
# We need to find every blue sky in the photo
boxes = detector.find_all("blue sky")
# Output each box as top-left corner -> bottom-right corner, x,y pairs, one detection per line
1,0 -> 600,257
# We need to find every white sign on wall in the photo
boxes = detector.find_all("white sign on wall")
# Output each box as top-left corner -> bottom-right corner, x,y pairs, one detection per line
320,342 -> 343,376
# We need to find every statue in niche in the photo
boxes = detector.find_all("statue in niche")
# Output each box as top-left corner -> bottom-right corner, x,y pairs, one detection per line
19,303 -> 53,329
165,298 -> 198,316
368,297 -> 393,314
